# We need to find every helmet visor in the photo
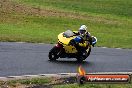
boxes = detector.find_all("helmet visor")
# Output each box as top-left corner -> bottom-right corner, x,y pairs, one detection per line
79,30 -> 86,34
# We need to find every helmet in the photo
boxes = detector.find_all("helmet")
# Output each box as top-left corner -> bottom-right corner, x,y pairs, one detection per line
79,25 -> 87,36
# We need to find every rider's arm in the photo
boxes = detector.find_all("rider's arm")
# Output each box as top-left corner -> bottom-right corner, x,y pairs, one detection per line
73,31 -> 79,35
86,32 -> 92,45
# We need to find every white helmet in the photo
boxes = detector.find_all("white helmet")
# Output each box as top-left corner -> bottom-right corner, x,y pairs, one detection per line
79,25 -> 87,36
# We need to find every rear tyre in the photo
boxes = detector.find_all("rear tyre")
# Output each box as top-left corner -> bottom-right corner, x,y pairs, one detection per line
48,47 -> 61,61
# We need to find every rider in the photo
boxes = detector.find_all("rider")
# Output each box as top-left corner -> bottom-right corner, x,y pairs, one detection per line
70,25 -> 92,55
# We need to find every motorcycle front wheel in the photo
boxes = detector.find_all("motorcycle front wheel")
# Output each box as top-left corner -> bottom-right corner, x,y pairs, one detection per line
76,47 -> 91,62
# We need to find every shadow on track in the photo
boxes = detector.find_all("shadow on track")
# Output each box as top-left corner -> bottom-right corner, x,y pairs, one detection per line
48,59 -> 94,67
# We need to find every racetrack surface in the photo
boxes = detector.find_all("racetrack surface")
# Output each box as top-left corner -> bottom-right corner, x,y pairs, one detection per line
0,42 -> 132,77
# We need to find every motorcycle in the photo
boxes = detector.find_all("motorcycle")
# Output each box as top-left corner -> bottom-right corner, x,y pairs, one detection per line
48,30 -> 97,62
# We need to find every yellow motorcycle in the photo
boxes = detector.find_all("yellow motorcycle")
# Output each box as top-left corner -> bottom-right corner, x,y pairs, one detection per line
48,30 -> 97,62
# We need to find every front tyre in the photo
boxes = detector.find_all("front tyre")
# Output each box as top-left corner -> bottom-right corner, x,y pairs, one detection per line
76,56 -> 84,63
48,46 -> 61,61
76,47 -> 91,62
86,47 -> 91,57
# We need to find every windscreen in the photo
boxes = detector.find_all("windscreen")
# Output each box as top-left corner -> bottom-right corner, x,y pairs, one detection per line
63,30 -> 75,38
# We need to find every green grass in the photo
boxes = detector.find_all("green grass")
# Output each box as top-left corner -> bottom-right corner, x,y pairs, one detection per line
1,77 -> 132,88
0,0 -> 132,48
8,78 -> 51,85
54,83 -> 132,88
13,0 -> 132,17
0,77 -> 51,87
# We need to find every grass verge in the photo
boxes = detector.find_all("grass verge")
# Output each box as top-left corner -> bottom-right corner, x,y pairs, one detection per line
0,77 -> 52,88
54,83 -> 132,88
0,0 -> 132,48
0,76 -> 131,88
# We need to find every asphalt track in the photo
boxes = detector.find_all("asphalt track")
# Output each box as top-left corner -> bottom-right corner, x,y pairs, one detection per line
0,42 -> 132,77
